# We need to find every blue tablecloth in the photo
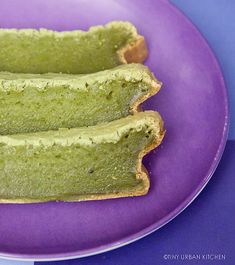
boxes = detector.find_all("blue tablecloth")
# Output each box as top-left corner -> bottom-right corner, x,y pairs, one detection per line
1,1 -> 235,264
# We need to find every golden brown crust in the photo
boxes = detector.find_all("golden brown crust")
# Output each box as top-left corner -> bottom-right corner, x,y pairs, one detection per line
131,78 -> 162,113
117,35 -> 148,64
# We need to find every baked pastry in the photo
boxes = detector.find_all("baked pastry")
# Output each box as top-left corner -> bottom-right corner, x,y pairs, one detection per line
0,64 -> 161,135
0,111 -> 164,203
0,21 -> 147,74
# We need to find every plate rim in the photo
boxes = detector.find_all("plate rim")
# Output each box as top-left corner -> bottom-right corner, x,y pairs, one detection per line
0,0 -> 229,261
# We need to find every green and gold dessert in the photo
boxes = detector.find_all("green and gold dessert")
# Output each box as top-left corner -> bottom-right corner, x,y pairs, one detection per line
0,21 -> 147,74
0,64 -> 161,135
0,111 -> 164,203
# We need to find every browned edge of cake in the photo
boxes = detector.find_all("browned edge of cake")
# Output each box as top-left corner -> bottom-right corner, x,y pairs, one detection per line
118,35 -> 148,64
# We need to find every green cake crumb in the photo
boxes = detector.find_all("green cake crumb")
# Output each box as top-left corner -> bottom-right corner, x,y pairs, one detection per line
0,64 -> 161,135
0,111 -> 164,202
0,21 -> 146,74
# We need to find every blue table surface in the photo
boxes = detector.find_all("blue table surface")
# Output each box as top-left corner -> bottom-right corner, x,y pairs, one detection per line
1,1 -> 235,264
172,0 -> 235,140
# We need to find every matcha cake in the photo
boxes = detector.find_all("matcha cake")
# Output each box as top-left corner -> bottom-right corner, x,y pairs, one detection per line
0,111 -> 165,203
0,21 -> 147,74
0,64 -> 161,135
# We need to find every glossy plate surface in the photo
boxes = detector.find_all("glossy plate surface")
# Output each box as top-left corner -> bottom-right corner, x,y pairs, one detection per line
0,0 -> 229,260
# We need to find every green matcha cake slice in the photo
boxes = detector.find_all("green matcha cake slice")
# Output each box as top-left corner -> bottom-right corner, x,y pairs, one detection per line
0,21 -> 147,74
0,111 -> 165,203
0,63 -> 161,135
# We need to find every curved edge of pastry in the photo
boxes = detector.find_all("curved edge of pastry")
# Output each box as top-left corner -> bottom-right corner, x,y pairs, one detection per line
131,74 -> 162,113
117,35 -> 148,64
0,112 -> 165,203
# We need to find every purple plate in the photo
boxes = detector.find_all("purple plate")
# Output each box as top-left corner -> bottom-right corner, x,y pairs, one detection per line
0,0 -> 229,261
